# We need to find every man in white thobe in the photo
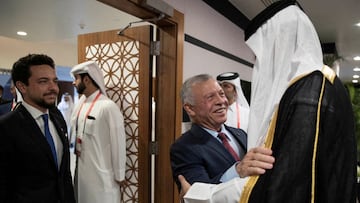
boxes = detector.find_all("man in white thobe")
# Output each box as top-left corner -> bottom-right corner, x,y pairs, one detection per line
70,61 -> 126,203
57,92 -> 74,134
217,72 -> 250,132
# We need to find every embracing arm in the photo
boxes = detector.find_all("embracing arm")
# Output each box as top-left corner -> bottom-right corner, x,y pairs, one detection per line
178,146 -> 274,203
170,143 -> 223,190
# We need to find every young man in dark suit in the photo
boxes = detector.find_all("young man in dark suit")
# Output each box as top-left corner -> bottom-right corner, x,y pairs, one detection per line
0,54 -> 75,202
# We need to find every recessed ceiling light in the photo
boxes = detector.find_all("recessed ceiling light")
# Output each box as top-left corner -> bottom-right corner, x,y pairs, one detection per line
353,75 -> 360,79
356,22 -> 360,27
352,80 -> 358,83
354,67 -> 360,71
354,56 -> 360,61
17,31 -> 27,36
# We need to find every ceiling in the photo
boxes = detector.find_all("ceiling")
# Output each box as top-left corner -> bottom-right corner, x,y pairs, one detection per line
229,0 -> 360,83
0,0 -> 139,43
1,0 -> 359,83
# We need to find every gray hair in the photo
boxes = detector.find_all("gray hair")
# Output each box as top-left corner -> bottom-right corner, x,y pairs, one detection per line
180,74 -> 214,105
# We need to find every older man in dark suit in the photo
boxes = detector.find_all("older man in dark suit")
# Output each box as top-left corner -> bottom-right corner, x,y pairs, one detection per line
0,54 -> 75,203
171,74 -> 254,191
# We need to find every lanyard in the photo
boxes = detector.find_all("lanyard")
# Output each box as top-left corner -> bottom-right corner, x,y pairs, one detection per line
11,100 -> 16,110
75,91 -> 101,156
75,91 -> 102,134
236,103 -> 241,128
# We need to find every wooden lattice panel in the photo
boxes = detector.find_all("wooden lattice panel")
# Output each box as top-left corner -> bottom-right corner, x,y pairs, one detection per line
85,41 -> 140,202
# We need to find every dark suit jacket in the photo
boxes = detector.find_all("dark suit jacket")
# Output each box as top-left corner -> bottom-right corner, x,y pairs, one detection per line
0,104 -> 75,203
0,101 -> 12,116
170,124 -> 247,190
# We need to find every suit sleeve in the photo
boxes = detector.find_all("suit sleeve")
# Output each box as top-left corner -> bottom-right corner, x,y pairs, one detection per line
170,142 -> 224,191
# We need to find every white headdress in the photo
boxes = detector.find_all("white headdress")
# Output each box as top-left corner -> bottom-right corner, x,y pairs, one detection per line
216,72 -> 250,109
245,2 -> 323,149
70,61 -> 107,95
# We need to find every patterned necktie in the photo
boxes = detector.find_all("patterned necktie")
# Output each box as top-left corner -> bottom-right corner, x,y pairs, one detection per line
218,132 -> 240,161
42,114 -> 58,168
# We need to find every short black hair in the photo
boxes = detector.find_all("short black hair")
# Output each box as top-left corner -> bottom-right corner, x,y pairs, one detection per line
11,54 -> 55,86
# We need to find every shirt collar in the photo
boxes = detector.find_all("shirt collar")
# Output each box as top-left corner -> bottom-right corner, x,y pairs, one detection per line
86,89 -> 101,101
22,101 -> 49,119
202,124 -> 228,139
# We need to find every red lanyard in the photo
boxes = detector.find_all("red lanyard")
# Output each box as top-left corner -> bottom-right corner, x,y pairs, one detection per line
76,91 -> 101,133
236,103 -> 241,128
11,100 -> 16,110
77,91 -> 101,119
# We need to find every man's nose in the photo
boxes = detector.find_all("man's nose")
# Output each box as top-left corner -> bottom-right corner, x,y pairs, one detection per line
49,81 -> 59,91
215,94 -> 227,104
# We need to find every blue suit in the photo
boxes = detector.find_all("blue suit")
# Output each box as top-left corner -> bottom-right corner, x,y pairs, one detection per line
170,124 -> 247,190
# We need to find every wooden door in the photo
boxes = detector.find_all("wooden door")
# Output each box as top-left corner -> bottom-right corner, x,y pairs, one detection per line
77,25 -> 152,202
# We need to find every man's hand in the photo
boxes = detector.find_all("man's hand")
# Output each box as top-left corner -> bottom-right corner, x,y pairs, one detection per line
236,146 -> 275,178
178,175 -> 191,200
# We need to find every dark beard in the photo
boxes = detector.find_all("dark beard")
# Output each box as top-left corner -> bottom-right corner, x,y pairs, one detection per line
38,100 -> 56,109
76,82 -> 86,94
33,95 -> 57,109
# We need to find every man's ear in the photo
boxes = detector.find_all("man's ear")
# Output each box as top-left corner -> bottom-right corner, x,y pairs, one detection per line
183,103 -> 195,117
83,75 -> 91,85
15,81 -> 26,94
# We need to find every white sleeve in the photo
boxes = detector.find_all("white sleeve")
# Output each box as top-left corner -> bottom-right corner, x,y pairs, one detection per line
108,102 -> 126,182
184,177 -> 247,203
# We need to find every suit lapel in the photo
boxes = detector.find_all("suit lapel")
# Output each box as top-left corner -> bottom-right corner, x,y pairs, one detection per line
49,110 -> 67,146
49,109 -> 69,172
226,125 -> 247,151
17,105 -> 59,170
190,124 -> 235,162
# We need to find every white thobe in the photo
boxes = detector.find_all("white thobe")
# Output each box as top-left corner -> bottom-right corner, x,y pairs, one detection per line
57,100 -> 74,134
71,91 -> 126,203
225,102 -> 249,132
184,177 -> 248,203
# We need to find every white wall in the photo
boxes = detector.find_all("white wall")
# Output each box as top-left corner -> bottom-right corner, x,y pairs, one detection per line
165,0 -> 255,81
0,36 -> 77,69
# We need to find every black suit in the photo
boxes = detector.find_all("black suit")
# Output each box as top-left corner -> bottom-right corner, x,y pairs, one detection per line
0,104 -> 75,203
170,124 -> 247,190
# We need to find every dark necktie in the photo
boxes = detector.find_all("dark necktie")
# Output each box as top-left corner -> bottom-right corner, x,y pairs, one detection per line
218,132 -> 240,161
42,114 -> 58,168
